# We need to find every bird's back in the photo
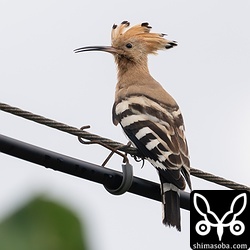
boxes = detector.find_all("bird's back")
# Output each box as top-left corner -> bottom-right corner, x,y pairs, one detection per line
112,84 -> 191,190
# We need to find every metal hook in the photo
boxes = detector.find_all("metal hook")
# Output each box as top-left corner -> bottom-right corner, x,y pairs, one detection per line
78,125 -> 134,195
78,125 -> 129,165
104,162 -> 133,195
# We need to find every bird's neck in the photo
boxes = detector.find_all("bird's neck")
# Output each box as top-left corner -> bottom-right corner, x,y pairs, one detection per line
115,56 -> 150,82
114,55 -> 168,104
113,55 -> 178,108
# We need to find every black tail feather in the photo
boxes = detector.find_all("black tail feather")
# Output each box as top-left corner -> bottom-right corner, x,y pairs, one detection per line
162,186 -> 181,231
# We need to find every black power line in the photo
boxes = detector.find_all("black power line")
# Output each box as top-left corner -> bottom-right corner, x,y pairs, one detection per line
0,134 -> 190,210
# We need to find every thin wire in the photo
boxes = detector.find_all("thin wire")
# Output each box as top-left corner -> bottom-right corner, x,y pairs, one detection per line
0,102 -> 139,156
191,168 -> 249,191
0,102 -> 249,192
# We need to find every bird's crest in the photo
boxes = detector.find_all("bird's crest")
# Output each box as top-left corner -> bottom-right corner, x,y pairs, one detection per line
111,21 -> 177,54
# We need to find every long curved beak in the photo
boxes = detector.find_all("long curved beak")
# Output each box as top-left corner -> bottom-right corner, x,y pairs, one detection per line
74,46 -> 118,54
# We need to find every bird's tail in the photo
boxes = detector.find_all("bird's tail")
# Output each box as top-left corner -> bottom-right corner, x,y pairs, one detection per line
161,182 -> 181,231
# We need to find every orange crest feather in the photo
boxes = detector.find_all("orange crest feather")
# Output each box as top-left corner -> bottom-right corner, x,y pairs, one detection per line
111,21 -> 175,54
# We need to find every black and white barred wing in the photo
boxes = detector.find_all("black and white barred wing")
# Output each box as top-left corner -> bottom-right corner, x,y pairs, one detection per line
113,95 -> 191,190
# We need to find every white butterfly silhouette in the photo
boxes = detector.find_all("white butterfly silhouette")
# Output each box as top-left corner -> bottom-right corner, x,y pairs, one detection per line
193,193 -> 247,241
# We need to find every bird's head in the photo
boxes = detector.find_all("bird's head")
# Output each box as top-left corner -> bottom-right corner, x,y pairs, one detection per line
74,21 -> 177,64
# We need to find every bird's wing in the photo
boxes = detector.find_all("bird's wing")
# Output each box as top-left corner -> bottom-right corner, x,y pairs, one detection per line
113,95 -> 191,190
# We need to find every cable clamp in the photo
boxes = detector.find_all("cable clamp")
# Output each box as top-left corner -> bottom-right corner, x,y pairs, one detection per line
104,162 -> 133,195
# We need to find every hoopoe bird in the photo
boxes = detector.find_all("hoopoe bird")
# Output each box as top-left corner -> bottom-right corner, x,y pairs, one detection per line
75,21 -> 192,231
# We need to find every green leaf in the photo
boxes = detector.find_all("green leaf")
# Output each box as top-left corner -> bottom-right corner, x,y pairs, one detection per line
0,196 -> 88,250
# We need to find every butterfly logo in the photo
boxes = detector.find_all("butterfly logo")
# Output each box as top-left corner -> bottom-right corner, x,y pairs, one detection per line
193,193 -> 247,241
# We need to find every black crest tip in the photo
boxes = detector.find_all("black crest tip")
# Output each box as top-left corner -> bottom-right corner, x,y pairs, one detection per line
141,22 -> 152,29
121,21 -> 130,26
165,41 -> 178,49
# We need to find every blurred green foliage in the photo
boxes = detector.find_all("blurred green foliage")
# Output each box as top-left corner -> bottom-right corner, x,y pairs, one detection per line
0,196 -> 88,250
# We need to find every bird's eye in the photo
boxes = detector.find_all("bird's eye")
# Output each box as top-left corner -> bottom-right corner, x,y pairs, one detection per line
126,43 -> 133,49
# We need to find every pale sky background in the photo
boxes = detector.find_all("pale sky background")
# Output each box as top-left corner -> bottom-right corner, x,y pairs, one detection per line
1,1 -> 250,250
